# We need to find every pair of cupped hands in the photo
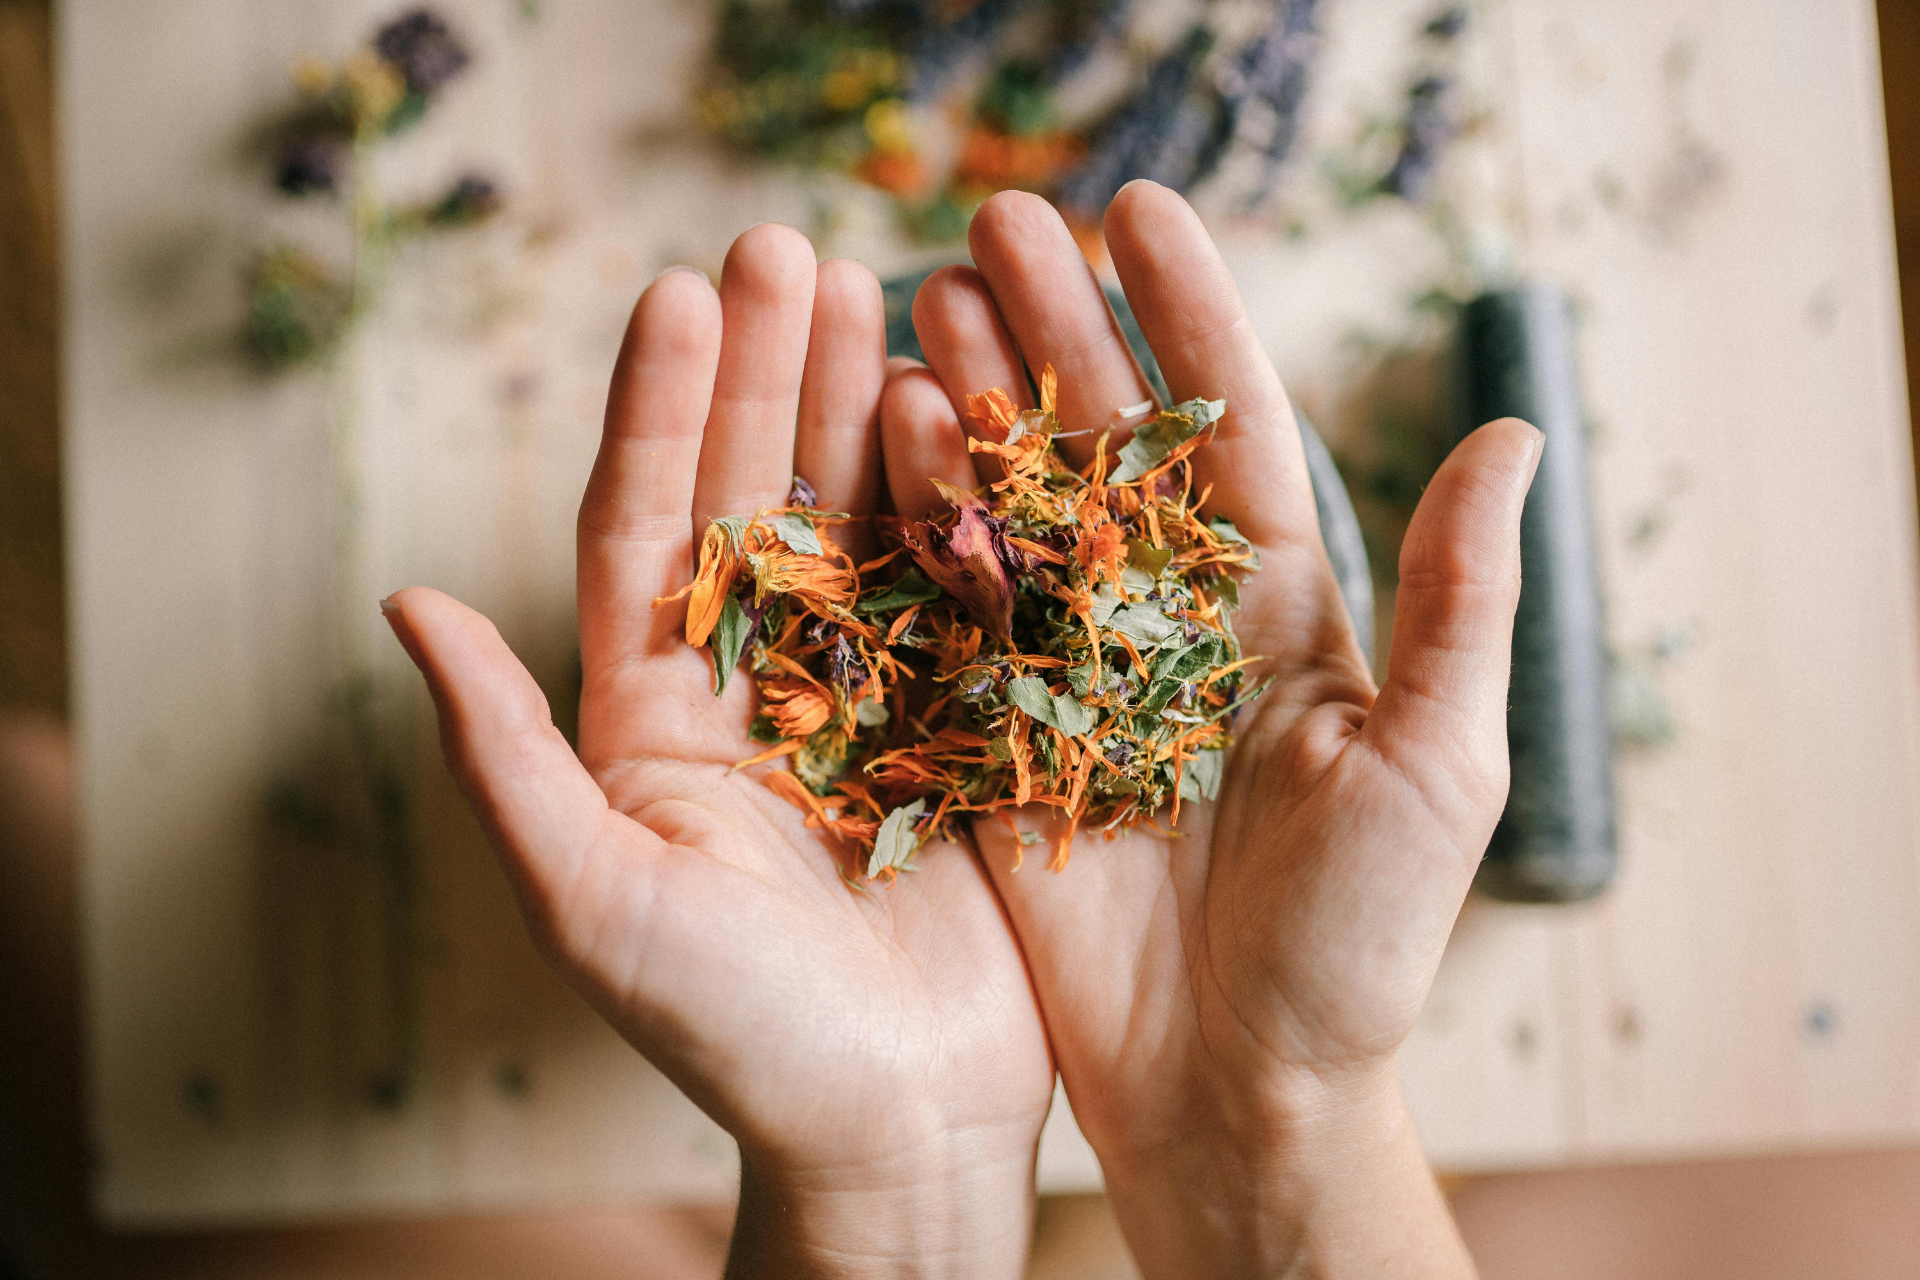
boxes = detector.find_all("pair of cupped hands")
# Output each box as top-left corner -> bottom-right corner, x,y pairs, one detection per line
382,181 -> 1538,1279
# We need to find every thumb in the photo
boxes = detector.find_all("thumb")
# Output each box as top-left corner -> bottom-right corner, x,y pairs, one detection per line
382,587 -> 635,935
1362,417 -> 1544,817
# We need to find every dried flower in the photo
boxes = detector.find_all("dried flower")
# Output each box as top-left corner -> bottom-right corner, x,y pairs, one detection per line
660,367 -> 1266,880
342,50 -> 409,134
274,135 -> 347,197
899,500 -> 1019,640
240,244 -> 352,370
428,173 -> 502,225
374,8 -> 470,97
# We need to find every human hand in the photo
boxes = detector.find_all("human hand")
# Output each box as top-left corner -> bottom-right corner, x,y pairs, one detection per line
382,226 -> 1055,1280
883,182 -> 1540,1278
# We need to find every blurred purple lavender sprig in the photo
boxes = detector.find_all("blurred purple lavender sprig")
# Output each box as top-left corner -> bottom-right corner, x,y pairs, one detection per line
1055,0 -> 1324,220
1216,0 -> 1322,206
1054,25 -> 1220,218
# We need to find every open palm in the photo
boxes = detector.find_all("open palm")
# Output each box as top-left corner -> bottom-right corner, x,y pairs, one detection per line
383,227 -> 1054,1247
880,183 -> 1538,1273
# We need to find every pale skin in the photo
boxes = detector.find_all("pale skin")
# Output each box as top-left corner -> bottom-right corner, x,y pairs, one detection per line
382,180 -> 1541,1278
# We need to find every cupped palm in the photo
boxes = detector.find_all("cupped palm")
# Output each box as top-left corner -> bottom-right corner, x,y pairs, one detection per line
385,226 -> 1055,1184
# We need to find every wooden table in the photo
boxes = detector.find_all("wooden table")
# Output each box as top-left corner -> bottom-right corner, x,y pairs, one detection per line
63,0 -> 1920,1223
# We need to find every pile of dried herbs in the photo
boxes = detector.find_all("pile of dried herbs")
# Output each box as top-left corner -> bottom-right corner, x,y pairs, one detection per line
658,369 -> 1266,880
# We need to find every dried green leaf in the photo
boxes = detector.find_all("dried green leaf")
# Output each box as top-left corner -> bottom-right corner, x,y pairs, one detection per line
1067,659 -> 1099,698
1109,397 -> 1224,483
1090,581 -> 1124,625
1209,516 -> 1261,570
1050,691 -> 1097,736
711,514 -> 752,550
710,593 -> 754,696
856,567 -> 944,614
854,694 -> 891,727
1126,539 -> 1174,577
1179,747 -> 1225,802
1155,634 -> 1224,684
1109,602 -> 1183,647
1137,676 -> 1183,717
1007,675 -> 1096,736
1006,675 -> 1060,724
868,799 -> 928,877
770,512 -> 822,556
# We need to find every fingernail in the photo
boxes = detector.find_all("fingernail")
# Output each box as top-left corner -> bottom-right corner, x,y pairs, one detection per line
1520,427 -> 1547,491
380,596 -> 428,674
653,264 -> 710,285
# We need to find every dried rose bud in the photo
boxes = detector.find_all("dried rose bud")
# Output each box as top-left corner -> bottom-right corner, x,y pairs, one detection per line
902,504 -> 1017,640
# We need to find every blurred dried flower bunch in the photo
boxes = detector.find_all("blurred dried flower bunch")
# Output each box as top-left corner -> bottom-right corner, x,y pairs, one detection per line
240,9 -> 508,1109
698,0 -> 1326,243
241,7 -> 501,370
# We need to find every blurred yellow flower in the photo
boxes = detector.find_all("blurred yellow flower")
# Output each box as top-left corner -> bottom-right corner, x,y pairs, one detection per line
342,50 -> 405,133
821,68 -> 868,112
292,54 -> 334,97
863,98 -> 913,154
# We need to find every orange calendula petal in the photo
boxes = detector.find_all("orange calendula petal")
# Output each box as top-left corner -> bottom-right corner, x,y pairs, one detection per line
733,739 -> 803,771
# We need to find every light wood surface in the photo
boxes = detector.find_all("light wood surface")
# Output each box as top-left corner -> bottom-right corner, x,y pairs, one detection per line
64,0 -> 1920,1223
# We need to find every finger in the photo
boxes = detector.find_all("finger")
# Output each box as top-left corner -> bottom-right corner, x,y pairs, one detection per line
1102,180 -> 1314,552
911,264 -> 1028,483
795,258 -> 886,517
1105,181 -> 1366,685
691,223 -> 817,532
382,588 -> 642,934
967,190 -> 1157,466
881,366 -> 981,519
1363,418 -> 1544,811
577,267 -> 722,675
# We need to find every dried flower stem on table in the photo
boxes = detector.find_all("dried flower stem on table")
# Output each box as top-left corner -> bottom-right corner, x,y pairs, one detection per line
658,368 -> 1266,880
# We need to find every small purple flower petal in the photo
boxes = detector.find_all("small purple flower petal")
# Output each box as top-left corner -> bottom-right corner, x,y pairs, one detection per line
374,9 -> 469,96
275,136 -> 346,197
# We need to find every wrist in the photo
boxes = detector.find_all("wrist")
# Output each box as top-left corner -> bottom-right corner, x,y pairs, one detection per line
1097,1068 -> 1472,1280
725,1132 -> 1038,1280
